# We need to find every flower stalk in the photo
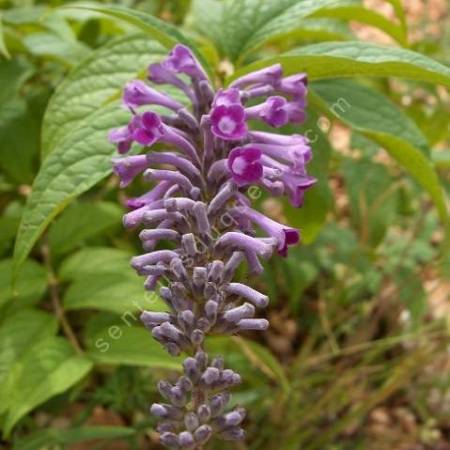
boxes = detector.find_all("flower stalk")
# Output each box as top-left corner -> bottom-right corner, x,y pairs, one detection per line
109,44 -> 315,449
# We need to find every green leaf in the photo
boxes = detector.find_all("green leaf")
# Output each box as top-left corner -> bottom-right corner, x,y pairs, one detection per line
63,272 -> 166,315
310,5 -> 407,46
386,0 -> 407,34
0,309 -> 57,413
64,4 -> 211,74
85,316 -> 182,369
197,0 -> 358,61
251,18 -> 352,49
22,31 -> 89,65
49,201 -> 122,256
0,259 -> 47,309
312,79 -> 429,154
59,247 -> 132,281
2,336 -> 93,436
13,104 -> 128,280
311,80 -> 449,224
229,41 -> 450,88
0,14 -> 10,59
13,426 -> 136,450
42,33 -> 167,157
433,150 -> 450,169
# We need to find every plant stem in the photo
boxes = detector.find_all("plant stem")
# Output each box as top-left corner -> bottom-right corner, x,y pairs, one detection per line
41,240 -> 83,355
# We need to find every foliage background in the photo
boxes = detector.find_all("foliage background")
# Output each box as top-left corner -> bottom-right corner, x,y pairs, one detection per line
0,0 -> 449,449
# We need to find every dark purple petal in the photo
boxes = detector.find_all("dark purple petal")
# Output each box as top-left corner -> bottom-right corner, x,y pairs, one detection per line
228,146 -> 263,186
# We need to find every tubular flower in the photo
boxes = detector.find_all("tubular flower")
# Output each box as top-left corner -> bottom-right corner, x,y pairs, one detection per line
109,44 -> 315,449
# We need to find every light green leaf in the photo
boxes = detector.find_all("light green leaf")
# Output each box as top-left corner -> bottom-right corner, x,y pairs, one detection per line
2,336 -> 93,436
42,33 -> 167,157
229,41 -> 450,88
13,105 -> 128,280
59,247 -> 132,281
433,150 -> 450,169
312,80 -> 448,224
13,426 -> 136,450
85,316 -> 182,369
312,79 -> 429,154
63,272 -> 166,315
310,5 -> 407,46
0,309 -> 57,412
0,259 -> 47,309
49,201 -> 122,256
387,0 -> 407,34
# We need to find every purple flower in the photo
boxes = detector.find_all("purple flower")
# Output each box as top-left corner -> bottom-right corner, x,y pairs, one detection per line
212,88 -> 241,107
131,112 -> 164,147
123,80 -> 183,111
112,155 -> 148,188
246,96 -> 306,127
210,105 -> 247,140
108,126 -> 132,154
277,73 -> 308,98
239,207 -> 299,256
230,64 -> 283,88
161,44 -> 207,80
281,171 -> 316,207
227,146 -> 263,186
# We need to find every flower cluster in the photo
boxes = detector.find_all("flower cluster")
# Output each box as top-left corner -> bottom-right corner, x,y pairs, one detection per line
109,44 -> 315,448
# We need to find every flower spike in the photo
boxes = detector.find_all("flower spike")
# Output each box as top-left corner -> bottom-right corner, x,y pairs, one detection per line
110,44 -> 315,448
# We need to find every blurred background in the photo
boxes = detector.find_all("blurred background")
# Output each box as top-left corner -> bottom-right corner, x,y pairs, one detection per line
0,0 -> 449,449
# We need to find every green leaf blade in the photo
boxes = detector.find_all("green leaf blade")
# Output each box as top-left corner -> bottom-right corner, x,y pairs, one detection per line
229,41 -> 450,88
